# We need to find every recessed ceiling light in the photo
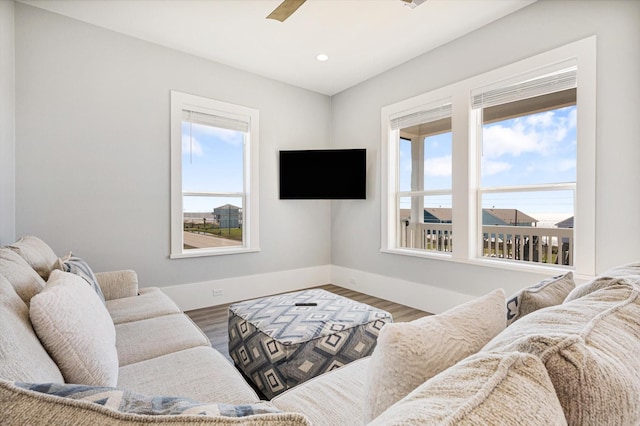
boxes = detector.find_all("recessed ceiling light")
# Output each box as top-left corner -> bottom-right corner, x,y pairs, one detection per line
316,53 -> 329,62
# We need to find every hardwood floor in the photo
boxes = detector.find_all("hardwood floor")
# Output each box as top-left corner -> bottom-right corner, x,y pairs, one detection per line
185,284 -> 431,364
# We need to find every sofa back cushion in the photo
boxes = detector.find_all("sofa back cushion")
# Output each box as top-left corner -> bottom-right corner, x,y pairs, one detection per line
368,351 -> 567,426
364,288 -> 506,423
30,270 -> 118,386
0,248 -> 46,306
0,274 -> 64,383
565,262 -> 640,303
7,236 -> 58,280
482,278 -> 640,425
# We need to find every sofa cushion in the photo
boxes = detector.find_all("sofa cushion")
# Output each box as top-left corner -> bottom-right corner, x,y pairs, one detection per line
363,288 -> 506,423
271,357 -> 370,426
117,347 -> 261,405
0,247 -> 46,306
95,269 -> 139,300
107,287 -> 182,325
482,278 -> 640,425
506,271 -> 574,325
7,236 -> 58,280
368,351 -> 567,425
54,252 -> 106,304
30,270 -> 118,386
0,274 -> 64,383
115,313 -> 210,366
0,380 -> 311,425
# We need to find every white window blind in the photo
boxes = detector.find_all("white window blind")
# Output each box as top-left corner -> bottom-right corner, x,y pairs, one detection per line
471,67 -> 577,110
390,103 -> 452,130
182,110 -> 249,133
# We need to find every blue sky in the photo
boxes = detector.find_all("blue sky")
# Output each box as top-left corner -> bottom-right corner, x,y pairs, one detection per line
399,105 -> 577,225
182,122 -> 244,213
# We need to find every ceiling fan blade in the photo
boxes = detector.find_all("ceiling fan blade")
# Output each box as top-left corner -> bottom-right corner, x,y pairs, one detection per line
267,0 -> 307,22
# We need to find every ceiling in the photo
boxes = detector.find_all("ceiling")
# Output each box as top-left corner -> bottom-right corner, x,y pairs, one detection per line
19,0 -> 536,96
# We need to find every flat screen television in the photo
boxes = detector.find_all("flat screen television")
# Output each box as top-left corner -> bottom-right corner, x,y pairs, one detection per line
279,149 -> 366,200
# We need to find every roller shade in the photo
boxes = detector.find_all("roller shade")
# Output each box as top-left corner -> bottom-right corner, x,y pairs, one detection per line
182,110 -> 249,133
472,67 -> 577,110
390,103 -> 452,131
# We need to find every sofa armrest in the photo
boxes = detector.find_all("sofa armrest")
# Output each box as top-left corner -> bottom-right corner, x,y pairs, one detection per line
95,270 -> 138,300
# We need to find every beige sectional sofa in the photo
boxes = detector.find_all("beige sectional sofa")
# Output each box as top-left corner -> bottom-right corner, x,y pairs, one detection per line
1,236 -> 640,425
0,236 -> 308,425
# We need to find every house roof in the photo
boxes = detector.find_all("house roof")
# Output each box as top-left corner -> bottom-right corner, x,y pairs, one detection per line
214,204 -> 241,211
424,207 -> 453,222
484,209 -> 537,225
400,207 -> 537,224
556,216 -> 574,228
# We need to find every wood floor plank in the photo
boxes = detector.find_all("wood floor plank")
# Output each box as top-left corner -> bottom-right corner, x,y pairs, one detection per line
185,284 -> 431,363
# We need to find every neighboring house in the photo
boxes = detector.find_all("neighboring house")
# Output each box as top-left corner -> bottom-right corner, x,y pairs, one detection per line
213,204 -> 242,229
483,209 -> 538,227
401,208 -> 537,226
556,217 -> 574,229
424,208 -> 453,224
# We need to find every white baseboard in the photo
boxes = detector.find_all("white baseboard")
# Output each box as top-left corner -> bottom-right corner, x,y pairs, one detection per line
331,265 -> 474,315
160,265 -> 331,311
160,264 -> 475,314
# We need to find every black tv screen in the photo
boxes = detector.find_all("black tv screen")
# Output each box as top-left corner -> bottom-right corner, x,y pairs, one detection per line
279,149 -> 366,200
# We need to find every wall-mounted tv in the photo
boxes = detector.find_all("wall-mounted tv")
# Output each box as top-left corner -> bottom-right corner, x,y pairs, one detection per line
279,149 -> 366,200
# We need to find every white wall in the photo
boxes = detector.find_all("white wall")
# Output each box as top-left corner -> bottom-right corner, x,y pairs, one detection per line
11,1 -> 640,313
330,0 -> 640,300
14,4 -> 333,298
0,0 -> 16,246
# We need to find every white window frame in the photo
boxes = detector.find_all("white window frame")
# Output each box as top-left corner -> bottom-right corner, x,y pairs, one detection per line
381,36 -> 596,277
170,91 -> 260,258
392,99 -> 453,254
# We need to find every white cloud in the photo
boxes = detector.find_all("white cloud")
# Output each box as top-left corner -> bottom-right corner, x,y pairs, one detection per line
193,123 -> 243,146
483,108 -> 575,159
482,159 -> 512,176
483,123 -> 542,158
182,136 -> 204,157
424,155 -> 451,177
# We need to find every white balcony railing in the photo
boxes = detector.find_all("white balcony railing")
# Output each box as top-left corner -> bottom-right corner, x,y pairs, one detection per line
401,222 -> 453,253
400,222 -> 573,266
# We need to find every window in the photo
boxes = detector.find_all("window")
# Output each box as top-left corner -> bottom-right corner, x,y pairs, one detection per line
170,91 -> 259,258
393,101 -> 453,253
473,68 -> 577,266
382,37 -> 596,275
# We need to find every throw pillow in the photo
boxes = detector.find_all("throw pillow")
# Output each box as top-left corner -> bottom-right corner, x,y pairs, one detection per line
363,288 -> 506,423
483,278 -> 640,425
0,274 -> 65,383
506,271 -> 574,325
0,247 -> 46,306
0,380 -> 311,426
29,270 -> 118,386
54,252 -> 106,304
13,382 -> 282,417
368,352 -> 567,426
7,236 -> 58,280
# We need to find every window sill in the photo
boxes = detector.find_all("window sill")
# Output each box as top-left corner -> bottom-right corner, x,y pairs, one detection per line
380,247 -> 590,279
170,246 -> 260,259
